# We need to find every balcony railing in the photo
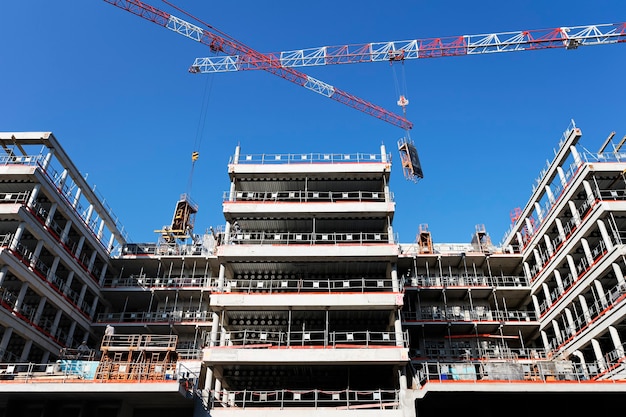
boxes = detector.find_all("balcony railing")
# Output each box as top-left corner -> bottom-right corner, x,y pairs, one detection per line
206,388 -> 399,410
210,329 -> 406,349
232,151 -> 390,165
224,277 -> 393,293
224,189 -> 391,203
229,230 -> 390,245
96,310 -> 211,324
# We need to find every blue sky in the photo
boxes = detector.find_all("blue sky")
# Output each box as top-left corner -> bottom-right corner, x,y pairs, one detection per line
3,0 -> 626,246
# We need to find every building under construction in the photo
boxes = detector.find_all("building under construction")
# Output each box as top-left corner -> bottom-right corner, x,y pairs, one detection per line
1,122 -> 626,416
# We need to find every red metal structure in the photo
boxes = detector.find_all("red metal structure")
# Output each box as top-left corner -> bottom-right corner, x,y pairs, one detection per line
103,0 -> 412,130
192,22 -> 626,71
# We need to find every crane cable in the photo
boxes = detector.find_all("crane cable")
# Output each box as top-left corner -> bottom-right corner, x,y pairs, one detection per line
187,71 -> 215,196
390,58 -> 410,137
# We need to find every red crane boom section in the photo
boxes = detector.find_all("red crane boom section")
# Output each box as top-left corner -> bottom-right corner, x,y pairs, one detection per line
103,0 -> 413,130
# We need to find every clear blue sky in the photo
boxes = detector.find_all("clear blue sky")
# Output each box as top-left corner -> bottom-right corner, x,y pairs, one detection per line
3,0 -> 626,246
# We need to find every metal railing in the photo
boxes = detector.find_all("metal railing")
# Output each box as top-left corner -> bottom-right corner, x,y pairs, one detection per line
406,274 -> 528,288
100,334 -> 178,351
224,189 -> 391,203
214,329 -> 407,348
96,310 -> 211,324
232,151 -> 390,165
103,275 -> 216,289
229,230 -> 391,245
415,357 -> 626,385
225,277 -> 393,293
206,388 -> 399,410
402,308 -> 536,323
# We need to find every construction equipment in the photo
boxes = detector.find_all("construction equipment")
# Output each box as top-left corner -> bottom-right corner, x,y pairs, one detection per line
103,0 -> 412,131
190,21 -> 625,181
191,22 -> 626,72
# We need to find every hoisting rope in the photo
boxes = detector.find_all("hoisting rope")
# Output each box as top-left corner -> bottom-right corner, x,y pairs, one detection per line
390,54 -> 410,138
186,71 -> 214,195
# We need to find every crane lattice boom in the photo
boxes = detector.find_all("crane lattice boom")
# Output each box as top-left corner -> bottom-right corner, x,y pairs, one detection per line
103,0 -> 412,130
191,22 -> 626,72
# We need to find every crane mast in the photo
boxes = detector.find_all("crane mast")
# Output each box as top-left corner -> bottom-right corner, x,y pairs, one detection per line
103,0 -> 412,130
191,22 -> 626,72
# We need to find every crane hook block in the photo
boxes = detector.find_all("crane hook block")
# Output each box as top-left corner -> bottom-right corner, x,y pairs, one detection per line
397,95 -> 409,107
192,151 -> 199,161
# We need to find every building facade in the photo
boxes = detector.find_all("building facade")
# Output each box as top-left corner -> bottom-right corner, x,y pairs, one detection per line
1,123 -> 626,416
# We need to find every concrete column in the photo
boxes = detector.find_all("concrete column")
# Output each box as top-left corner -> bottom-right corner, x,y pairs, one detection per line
75,236 -> 85,258
571,350 -> 587,379
58,169 -> 68,190
30,240 -> 45,269
9,223 -> 26,251
50,309 -> 62,336
545,184 -> 555,205
609,325 -> 625,360
570,145 -> 582,166
534,202 -> 543,222
65,271 -> 75,293
214,379 -> 222,401
542,283 -> 552,306
566,255 -> 578,280
391,263 -> 399,292
540,330 -> 550,354
60,220 -> 73,243
41,351 -> 50,364
568,201 -> 581,225
218,264 -> 225,291
516,232 -> 524,249
555,218 -> 566,244
591,339 -> 606,371
582,180 -> 595,202
49,256 -> 61,280
524,218 -> 535,238
552,319 -> 562,344
557,166 -> 567,188
597,219 -> 614,251
533,249 -> 542,268
564,308 -> 576,339
531,294 -> 541,316
580,238 -> 593,267
98,219 -> 105,239
0,266 -> 9,287
67,321 -> 77,346
554,270 -> 564,293
0,328 -> 13,360
209,312 -> 219,347
26,184 -> 41,209
19,340 -> 32,362
578,294 -> 591,324
107,234 -> 115,253
594,280 -> 608,308
44,203 -> 58,228
77,284 -> 88,307
394,312 -> 403,347
544,235 -> 554,257
99,264 -> 108,286
523,262 -> 532,282
84,205 -> 94,227
90,296 -> 99,319
613,263 -> 626,288
33,297 -> 47,326
72,188 -> 82,209
228,180 -> 236,202
88,251 -> 97,272
203,367 -> 214,405
13,282 -> 29,314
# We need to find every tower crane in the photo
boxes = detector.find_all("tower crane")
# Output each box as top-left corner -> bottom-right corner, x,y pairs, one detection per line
190,21 -> 625,182
190,22 -> 626,72
103,0 -> 412,130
